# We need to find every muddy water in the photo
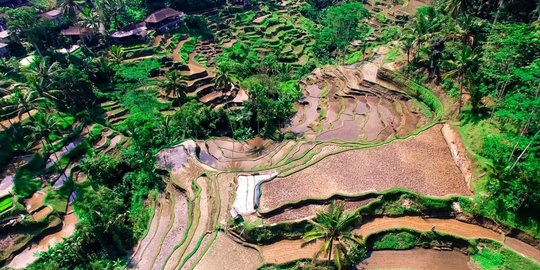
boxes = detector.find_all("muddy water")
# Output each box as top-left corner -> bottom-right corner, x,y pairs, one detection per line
360,249 -> 472,270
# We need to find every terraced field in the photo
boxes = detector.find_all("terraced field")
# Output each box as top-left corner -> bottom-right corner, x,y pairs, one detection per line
285,65 -> 431,142
108,1 -> 540,270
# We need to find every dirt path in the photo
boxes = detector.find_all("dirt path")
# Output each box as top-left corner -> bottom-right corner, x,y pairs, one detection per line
260,216 -> 540,265
173,38 -> 190,62
359,248 -> 472,270
0,110 -> 37,131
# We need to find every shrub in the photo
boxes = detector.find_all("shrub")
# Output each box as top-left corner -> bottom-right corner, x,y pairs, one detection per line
114,59 -> 161,83
371,231 -> 418,250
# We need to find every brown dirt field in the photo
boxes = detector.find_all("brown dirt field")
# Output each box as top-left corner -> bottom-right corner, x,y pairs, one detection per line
94,129 -> 112,148
260,125 -> 470,212
165,177 -> 212,270
0,110 -> 37,132
129,197 -> 163,267
173,38 -> 191,62
441,123 -> 473,188
102,135 -> 122,154
154,187 -> 189,270
25,191 -> 45,213
31,206 -> 52,221
260,216 -> 540,265
8,210 -> 78,269
285,66 -> 428,142
222,39 -> 237,48
400,0 -> 430,15
359,249 -> 472,270
194,232 -> 263,270
253,14 -> 270,24
131,195 -> 172,270
264,199 -> 374,224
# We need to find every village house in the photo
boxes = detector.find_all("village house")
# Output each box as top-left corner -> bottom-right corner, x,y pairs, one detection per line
144,8 -> 185,32
60,26 -> 94,42
40,9 -> 62,22
110,23 -> 147,43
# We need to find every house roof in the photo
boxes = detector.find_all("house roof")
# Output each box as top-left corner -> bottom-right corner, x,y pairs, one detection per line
111,26 -> 147,38
60,26 -> 91,36
41,9 -> 61,19
145,8 -> 184,24
0,30 -> 9,39
0,42 -> 8,48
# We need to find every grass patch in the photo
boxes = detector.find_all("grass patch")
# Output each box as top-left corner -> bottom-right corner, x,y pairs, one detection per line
0,196 -> 13,213
383,47 -> 401,63
472,243 -> 540,270
179,37 -> 199,64
372,231 -> 418,250
13,154 -> 46,198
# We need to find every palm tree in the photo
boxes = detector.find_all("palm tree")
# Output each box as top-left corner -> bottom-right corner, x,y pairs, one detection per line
214,67 -> 231,91
58,0 -> 84,23
443,45 -> 477,114
162,71 -> 188,104
79,6 -> 100,33
8,84 -> 45,122
28,114 -> 59,152
109,45 -> 123,65
401,29 -> 415,65
22,57 -> 61,104
303,201 -> 362,270
444,0 -> 473,18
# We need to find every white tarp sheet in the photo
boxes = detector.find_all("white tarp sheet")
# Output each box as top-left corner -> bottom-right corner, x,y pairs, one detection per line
231,172 -> 277,217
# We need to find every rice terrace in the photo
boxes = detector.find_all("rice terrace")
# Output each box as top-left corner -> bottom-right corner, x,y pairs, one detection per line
0,0 -> 539,269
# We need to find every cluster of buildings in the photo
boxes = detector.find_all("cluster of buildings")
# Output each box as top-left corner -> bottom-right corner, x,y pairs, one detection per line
0,5 -> 185,58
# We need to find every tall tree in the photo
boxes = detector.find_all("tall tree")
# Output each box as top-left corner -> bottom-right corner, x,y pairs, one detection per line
444,0 -> 473,18
213,67 -> 231,90
303,201 -> 363,270
314,2 -> 370,62
161,71 -> 188,104
58,0 -> 84,23
442,45 -> 477,113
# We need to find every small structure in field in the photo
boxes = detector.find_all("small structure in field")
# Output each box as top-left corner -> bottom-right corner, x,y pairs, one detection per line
40,9 -> 62,21
60,26 -> 94,42
110,23 -> 147,42
231,172 -> 278,218
145,8 -> 185,32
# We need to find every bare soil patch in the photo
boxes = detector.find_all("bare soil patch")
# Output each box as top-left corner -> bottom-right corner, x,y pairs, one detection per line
284,66 -> 429,142
131,195 -> 172,270
8,210 -> 78,269
260,125 -> 471,212
359,249 -> 472,270
260,216 -> 540,265
31,206 -> 52,221
264,199 -> 374,224
154,187 -> 189,270
194,232 -> 262,270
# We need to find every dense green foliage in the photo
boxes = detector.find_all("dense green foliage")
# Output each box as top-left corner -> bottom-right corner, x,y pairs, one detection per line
472,243 -> 540,270
371,231 -> 417,250
396,0 -> 539,234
